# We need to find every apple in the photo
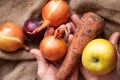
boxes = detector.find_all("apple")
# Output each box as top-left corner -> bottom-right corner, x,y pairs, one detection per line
81,38 -> 117,75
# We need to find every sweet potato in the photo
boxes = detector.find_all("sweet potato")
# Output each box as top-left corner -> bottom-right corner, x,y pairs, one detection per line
55,12 -> 105,80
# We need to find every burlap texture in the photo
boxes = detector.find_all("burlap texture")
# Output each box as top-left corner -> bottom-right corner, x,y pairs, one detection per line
0,0 -> 120,80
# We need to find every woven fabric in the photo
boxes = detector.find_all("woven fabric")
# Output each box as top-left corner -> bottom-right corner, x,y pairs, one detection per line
0,0 -> 119,80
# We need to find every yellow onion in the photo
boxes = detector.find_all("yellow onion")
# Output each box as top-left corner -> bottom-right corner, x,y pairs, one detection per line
32,0 -> 70,34
0,22 -> 29,52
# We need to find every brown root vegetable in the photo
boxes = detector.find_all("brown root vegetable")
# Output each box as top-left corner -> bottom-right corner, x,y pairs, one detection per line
32,0 -> 70,34
55,12 -> 105,80
0,22 -> 29,52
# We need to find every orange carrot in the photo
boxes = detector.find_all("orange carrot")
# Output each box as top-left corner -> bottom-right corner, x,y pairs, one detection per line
55,12 -> 105,80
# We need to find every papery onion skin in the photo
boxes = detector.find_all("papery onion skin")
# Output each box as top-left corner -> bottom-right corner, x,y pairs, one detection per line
42,0 -> 70,27
39,36 -> 67,61
23,18 -> 46,41
0,22 -> 27,52
32,0 -> 70,34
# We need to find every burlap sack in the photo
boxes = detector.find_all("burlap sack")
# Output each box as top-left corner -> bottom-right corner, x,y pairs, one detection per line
0,0 -> 119,80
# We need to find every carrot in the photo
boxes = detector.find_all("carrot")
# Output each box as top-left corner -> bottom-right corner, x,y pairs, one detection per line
55,12 -> 105,80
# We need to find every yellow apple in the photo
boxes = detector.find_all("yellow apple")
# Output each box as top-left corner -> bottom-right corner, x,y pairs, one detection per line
81,38 -> 117,75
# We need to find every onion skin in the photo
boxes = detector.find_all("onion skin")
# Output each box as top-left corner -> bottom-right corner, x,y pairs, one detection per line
39,36 -> 67,61
32,0 -> 70,34
42,0 -> 70,27
23,18 -> 45,41
0,22 -> 29,52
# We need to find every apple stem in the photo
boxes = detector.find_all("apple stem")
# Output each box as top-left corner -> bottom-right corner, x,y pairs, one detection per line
91,58 -> 99,63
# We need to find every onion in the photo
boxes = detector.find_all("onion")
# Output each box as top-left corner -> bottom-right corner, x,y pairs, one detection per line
39,28 -> 67,61
23,18 -> 46,41
32,0 -> 70,34
40,36 -> 67,61
0,22 -> 29,52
